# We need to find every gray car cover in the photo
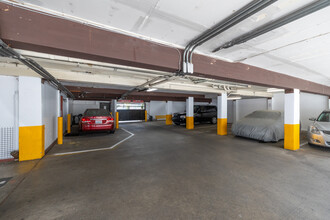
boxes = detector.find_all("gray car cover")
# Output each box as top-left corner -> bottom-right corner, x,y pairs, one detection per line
232,110 -> 284,142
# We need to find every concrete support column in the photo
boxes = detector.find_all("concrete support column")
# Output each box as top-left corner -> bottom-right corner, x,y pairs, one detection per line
18,76 -> 44,161
217,93 -> 227,135
328,97 -> 330,109
267,98 -> 273,110
67,114 -> 71,134
57,117 -> 63,145
284,89 -> 300,151
186,97 -> 194,129
166,101 -> 173,125
111,99 -> 118,129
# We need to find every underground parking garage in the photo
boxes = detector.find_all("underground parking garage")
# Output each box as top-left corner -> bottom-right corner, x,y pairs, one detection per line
1,0 -> 330,219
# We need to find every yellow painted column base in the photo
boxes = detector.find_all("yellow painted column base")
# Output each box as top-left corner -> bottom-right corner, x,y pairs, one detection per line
166,115 -> 173,125
67,114 -> 71,134
186,116 -> 194,129
19,125 -> 45,161
145,110 -> 148,122
284,124 -> 300,151
58,117 -> 63,145
116,112 -> 119,129
217,118 -> 227,135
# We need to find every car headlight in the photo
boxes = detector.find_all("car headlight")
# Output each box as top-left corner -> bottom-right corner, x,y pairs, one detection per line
310,126 -> 321,134
180,115 -> 186,119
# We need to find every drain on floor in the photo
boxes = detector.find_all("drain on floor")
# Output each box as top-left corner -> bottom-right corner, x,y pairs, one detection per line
0,177 -> 12,188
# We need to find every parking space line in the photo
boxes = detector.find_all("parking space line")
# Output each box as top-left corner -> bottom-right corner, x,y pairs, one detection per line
300,142 -> 308,147
51,128 -> 135,156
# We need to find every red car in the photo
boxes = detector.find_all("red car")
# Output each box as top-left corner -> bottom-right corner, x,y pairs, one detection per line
79,109 -> 115,133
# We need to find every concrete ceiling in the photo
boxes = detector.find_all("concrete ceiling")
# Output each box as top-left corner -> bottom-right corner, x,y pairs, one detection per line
4,0 -> 330,86
0,49 -> 272,99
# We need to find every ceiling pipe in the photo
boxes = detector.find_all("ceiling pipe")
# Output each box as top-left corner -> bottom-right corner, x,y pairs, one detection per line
212,0 -> 330,52
0,39 -> 74,98
182,0 -> 278,74
120,75 -> 175,99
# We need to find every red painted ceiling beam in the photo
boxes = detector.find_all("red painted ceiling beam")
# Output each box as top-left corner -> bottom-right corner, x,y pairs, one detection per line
72,93 -> 211,103
67,86 -> 207,99
1,3 -> 329,96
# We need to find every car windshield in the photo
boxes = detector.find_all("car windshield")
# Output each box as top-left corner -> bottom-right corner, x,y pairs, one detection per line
194,106 -> 200,113
317,112 -> 330,122
84,109 -> 110,117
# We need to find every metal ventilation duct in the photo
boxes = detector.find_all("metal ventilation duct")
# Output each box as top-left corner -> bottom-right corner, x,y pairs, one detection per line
212,0 -> 330,52
182,0 -> 278,74
0,39 -> 74,98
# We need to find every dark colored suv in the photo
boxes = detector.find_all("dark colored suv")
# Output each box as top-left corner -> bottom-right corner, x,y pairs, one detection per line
172,105 -> 217,125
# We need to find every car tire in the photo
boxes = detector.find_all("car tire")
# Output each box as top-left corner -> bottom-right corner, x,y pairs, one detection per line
109,129 -> 115,134
211,117 -> 217,124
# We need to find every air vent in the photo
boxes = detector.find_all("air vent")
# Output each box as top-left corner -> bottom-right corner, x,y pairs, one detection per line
0,127 -> 14,160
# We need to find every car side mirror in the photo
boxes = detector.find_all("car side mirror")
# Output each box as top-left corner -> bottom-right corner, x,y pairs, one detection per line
309,117 -> 316,121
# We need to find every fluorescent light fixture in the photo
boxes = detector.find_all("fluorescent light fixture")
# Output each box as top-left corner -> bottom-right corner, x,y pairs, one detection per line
146,88 -> 158,92
227,96 -> 242,100
267,88 -> 284,93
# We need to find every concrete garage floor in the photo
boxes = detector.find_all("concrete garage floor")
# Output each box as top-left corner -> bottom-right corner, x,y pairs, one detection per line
1,122 -> 330,219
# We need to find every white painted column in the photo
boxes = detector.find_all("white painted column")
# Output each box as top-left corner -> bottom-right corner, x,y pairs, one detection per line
166,101 -> 173,125
18,76 -> 44,161
284,89 -> 300,151
217,93 -> 227,135
186,97 -> 194,129
328,97 -> 330,109
267,98 -> 273,110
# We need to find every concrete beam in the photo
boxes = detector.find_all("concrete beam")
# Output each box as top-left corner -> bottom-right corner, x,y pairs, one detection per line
1,3 -> 330,96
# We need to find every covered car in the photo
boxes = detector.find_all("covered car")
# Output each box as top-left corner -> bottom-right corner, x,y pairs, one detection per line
232,110 -> 284,142
308,110 -> 330,147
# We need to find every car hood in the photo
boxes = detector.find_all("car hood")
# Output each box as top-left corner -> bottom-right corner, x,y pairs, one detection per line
314,121 -> 330,131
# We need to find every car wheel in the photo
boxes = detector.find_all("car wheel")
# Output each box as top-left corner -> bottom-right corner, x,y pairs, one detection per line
211,117 -> 217,124
109,129 -> 115,134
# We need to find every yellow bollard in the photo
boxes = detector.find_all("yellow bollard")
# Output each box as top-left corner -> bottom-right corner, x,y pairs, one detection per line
67,114 -> 71,134
116,112 -> 119,129
145,110 -> 148,122
217,118 -> 227,135
186,117 -> 194,129
58,117 -> 63,145
166,115 -> 172,125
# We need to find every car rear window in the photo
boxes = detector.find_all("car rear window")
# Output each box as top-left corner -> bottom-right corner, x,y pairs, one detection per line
84,109 -> 111,117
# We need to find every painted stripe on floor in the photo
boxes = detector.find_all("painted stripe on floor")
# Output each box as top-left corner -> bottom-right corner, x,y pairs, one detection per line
300,142 -> 308,147
51,128 -> 134,156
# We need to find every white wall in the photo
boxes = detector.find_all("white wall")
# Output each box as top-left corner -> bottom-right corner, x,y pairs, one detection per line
42,82 -> 59,149
173,101 -> 186,114
149,100 -> 216,118
272,92 -> 328,130
237,98 -> 268,120
19,76 -> 42,127
0,76 -> 18,159
0,76 -> 18,127
149,101 -> 166,118
72,100 -> 101,115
